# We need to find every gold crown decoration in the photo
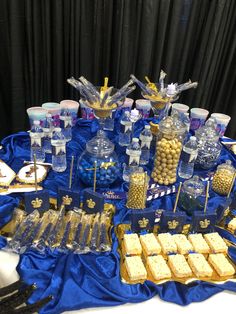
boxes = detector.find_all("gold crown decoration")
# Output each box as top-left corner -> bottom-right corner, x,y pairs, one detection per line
167,220 -> 179,229
223,207 -> 230,217
199,219 -> 210,229
106,191 -> 115,195
87,198 -> 96,209
138,217 -> 149,228
31,198 -> 43,209
62,195 -> 73,206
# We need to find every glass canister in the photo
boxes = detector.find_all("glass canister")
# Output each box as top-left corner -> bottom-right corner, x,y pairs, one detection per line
212,160 -> 235,195
178,175 -> 204,215
195,120 -> 222,169
151,116 -> 185,185
126,170 -> 149,209
77,130 -> 120,187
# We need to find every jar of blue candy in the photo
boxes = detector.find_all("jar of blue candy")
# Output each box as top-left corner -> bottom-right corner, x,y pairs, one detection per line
77,130 -> 120,187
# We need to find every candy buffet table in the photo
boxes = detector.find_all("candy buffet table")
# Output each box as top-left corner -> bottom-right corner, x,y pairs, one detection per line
0,118 -> 236,314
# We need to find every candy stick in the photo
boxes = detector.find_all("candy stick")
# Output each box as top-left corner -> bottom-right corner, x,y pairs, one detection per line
33,154 -> 38,192
227,171 -> 236,198
204,181 -> 210,214
173,182 -> 182,213
69,156 -> 74,189
89,213 -> 100,250
93,161 -> 97,192
78,215 -> 92,252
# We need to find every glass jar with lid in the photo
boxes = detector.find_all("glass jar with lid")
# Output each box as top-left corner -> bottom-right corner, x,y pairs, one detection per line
178,175 -> 204,215
195,119 -> 222,169
77,130 -> 120,187
151,116 -> 185,185
212,160 -> 235,195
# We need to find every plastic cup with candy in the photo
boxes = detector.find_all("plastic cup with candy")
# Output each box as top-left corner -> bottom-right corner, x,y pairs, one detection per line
60,100 -> 79,126
27,107 -> 48,127
42,102 -> 61,126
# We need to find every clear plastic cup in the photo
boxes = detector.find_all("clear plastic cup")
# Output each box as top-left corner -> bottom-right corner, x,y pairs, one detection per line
27,107 -> 47,127
79,100 -> 95,120
60,100 -> 80,126
190,108 -> 209,131
211,113 -> 231,137
135,99 -> 151,118
42,102 -> 61,126
171,103 -> 189,115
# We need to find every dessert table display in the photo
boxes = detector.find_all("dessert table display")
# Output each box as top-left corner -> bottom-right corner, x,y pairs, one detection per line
0,74 -> 236,314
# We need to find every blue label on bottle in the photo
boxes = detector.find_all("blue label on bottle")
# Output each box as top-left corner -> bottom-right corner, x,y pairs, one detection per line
52,145 -> 66,156
180,150 -> 197,163
120,123 -> 132,134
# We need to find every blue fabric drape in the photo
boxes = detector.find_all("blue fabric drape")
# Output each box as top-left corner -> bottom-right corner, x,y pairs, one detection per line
0,118 -> 236,314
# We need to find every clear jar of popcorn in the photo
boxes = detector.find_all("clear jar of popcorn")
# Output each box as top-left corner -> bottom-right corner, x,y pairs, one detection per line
151,116 -> 185,185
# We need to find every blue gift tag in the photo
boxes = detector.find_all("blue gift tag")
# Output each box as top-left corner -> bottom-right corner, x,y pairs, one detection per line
131,208 -> 156,233
192,211 -> 217,233
57,187 -> 81,210
83,188 -> 105,214
24,190 -> 50,214
159,211 -> 187,234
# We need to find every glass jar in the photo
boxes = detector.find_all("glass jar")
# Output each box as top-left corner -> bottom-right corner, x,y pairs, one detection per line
195,121 -> 222,169
126,169 -> 149,209
77,130 -> 120,187
212,160 -> 235,195
151,116 -> 185,185
178,175 -> 204,215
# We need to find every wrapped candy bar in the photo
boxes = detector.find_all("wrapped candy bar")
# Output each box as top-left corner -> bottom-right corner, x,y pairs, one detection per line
98,212 -> 111,252
6,210 -> 40,253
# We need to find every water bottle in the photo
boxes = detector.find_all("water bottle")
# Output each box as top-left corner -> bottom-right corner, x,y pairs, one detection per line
60,107 -> 72,142
178,136 -> 198,179
30,121 -> 45,162
126,138 -> 141,166
43,113 -> 53,153
51,128 -> 67,172
140,125 -> 152,165
118,111 -> 132,146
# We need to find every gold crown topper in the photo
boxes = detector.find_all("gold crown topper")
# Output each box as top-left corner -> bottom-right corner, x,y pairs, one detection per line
223,207 -> 230,217
199,219 -> 210,229
87,198 -> 96,209
138,217 -> 149,228
168,220 -> 179,230
62,195 -> 72,206
31,198 -> 43,209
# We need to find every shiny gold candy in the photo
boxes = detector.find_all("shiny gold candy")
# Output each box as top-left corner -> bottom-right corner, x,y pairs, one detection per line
126,172 -> 149,209
212,170 -> 234,195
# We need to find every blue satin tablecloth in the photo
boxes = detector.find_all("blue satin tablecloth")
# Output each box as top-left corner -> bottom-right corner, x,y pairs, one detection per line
0,117 -> 236,314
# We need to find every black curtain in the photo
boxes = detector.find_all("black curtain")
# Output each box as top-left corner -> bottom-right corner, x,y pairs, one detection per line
0,0 -> 236,138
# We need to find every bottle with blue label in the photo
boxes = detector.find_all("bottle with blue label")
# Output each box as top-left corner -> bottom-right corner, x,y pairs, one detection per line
60,107 -> 72,142
118,111 -> 132,146
51,128 -> 67,172
140,125 -> 152,165
126,138 -> 141,166
178,136 -> 198,179
30,120 -> 45,162
43,113 -> 53,153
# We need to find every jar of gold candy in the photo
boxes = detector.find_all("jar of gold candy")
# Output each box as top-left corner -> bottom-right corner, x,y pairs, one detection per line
212,160 -> 235,195
151,116 -> 185,185
126,170 -> 149,209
